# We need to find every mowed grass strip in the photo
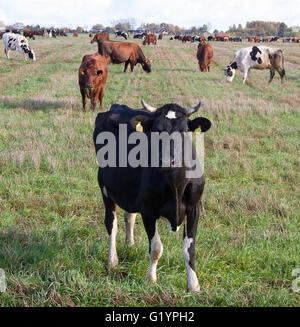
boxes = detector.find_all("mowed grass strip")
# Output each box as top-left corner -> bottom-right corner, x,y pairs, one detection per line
0,34 -> 299,306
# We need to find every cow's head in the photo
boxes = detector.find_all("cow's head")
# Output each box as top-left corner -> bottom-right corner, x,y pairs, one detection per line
79,63 -> 103,98
28,49 -> 36,61
130,99 -> 211,171
141,58 -> 151,73
223,61 -> 237,82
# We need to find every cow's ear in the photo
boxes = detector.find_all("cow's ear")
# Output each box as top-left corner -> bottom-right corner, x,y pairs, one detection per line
97,70 -> 103,75
188,117 -> 211,132
130,115 -> 153,132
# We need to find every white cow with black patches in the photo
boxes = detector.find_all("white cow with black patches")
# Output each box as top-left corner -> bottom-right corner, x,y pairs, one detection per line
223,46 -> 285,84
3,32 -> 36,61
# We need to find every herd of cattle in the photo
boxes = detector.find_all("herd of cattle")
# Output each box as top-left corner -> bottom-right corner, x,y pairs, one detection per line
1,28 -> 292,292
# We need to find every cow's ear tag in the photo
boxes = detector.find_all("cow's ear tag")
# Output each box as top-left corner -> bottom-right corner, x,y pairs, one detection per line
136,122 -> 143,132
81,71 -> 84,75
194,127 -> 202,133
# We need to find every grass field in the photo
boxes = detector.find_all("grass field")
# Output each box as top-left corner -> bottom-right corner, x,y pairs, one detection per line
0,34 -> 299,307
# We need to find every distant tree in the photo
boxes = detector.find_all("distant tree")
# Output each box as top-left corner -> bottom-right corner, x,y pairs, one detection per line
213,29 -> 219,34
105,26 -> 114,33
191,26 -> 197,34
11,22 -> 24,30
278,22 -> 287,36
76,26 -> 84,33
92,24 -> 105,31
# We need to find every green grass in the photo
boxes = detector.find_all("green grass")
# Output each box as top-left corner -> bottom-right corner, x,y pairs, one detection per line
0,34 -> 299,306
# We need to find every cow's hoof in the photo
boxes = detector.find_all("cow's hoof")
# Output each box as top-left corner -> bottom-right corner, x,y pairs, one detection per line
145,274 -> 157,283
187,284 -> 200,292
108,258 -> 119,268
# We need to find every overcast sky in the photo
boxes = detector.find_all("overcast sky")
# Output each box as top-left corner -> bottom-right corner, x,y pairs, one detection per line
0,0 -> 299,31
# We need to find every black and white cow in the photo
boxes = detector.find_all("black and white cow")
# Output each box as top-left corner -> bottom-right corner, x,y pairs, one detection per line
223,46 -> 285,84
3,32 -> 36,61
115,31 -> 128,40
93,100 -> 211,292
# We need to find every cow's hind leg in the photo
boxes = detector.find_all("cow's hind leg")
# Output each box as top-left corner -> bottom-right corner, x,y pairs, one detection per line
103,194 -> 118,268
269,68 -> 275,83
124,212 -> 136,245
142,217 -> 163,282
276,67 -> 285,84
183,204 -> 200,292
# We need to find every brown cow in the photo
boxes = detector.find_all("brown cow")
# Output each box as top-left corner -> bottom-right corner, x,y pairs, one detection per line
73,32 -> 78,37
143,34 -> 157,45
197,42 -> 213,72
23,29 -> 35,40
89,33 -> 93,37
158,33 -> 163,40
91,32 -> 109,44
248,37 -> 253,42
97,40 -> 151,73
182,35 -> 192,42
78,53 -> 108,111
254,36 -> 261,42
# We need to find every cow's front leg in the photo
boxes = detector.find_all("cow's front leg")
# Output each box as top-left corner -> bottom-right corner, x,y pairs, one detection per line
142,217 -> 163,282
242,69 -> 249,84
103,195 -> 118,268
124,212 -> 136,245
124,61 -> 129,72
5,48 -> 9,59
183,204 -> 200,292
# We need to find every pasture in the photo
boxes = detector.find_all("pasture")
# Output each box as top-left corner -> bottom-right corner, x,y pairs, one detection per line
0,34 -> 299,307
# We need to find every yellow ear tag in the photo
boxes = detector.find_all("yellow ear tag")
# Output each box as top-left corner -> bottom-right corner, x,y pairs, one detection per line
136,122 -> 143,132
81,71 -> 84,75
194,127 -> 202,133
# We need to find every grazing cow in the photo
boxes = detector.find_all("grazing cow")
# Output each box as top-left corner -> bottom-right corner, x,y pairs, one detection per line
115,31 -> 128,40
223,46 -> 285,84
254,36 -> 261,42
89,33 -> 93,37
78,53 -> 108,111
134,33 -> 146,39
97,40 -> 151,73
282,38 -> 291,43
248,37 -> 253,42
91,32 -> 109,44
231,37 -> 242,42
93,99 -> 211,291
215,33 -> 230,41
182,35 -> 192,43
197,42 -> 213,72
23,29 -> 35,40
73,32 -> 78,37
270,36 -> 279,42
143,33 -> 157,45
292,37 -> 299,43
3,32 -> 36,61
207,36 -> 215,41
262,38 -> 270,43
